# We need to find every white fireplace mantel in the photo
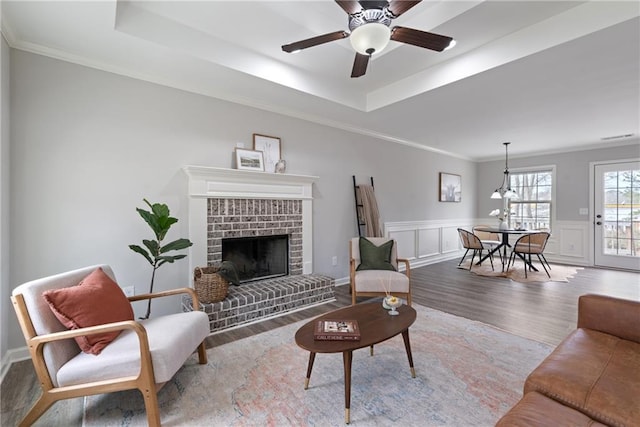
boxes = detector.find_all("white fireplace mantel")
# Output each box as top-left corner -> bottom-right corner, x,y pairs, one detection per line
183,165 -> 318,199
183,166 -> 319,275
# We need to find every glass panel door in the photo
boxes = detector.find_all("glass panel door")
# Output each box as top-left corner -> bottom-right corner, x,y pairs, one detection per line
594,161 -> 640,270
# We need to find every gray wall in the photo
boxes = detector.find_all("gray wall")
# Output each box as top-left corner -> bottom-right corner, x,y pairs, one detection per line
1,32 -> 10,364
477,143 -> 640,222
3,49 -> 475,354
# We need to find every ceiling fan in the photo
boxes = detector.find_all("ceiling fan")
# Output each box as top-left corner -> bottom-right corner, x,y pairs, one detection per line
281,0 -> 456,78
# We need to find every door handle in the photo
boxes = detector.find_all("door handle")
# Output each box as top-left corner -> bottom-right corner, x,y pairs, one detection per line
596,221 -> 602,225
596,214 -> 602,218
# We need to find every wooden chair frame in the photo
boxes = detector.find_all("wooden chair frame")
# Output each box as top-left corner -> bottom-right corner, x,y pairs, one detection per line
11,287 -> 207,427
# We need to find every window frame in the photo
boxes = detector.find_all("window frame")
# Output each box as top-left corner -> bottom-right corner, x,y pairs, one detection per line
508,165 -> 556,232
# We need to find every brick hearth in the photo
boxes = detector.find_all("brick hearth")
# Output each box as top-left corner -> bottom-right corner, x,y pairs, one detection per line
183,274 -> 335,333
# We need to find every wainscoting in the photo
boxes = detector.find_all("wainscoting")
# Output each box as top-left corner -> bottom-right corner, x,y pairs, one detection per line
384,219 -> 592,267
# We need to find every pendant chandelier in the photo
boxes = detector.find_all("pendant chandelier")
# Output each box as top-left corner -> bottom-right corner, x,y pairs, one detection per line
491,142 -> 519,200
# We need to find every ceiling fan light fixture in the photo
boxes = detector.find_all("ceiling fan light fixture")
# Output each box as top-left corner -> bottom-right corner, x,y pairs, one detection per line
444,39 -> 457,50
350,22 -> 391,55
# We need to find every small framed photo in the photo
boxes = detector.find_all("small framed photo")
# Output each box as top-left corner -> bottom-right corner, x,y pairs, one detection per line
253,134 -> 281,173
439,172 -> 461,202
235,148 -> 264,171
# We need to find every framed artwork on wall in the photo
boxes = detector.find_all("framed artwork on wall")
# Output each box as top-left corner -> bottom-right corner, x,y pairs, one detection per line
235,148 -> 264,171
253,134 -> 281,173
439,172 -> 461,202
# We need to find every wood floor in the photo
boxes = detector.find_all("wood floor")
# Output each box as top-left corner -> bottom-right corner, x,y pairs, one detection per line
207,260 -> 639,348
2,260 -> 638,426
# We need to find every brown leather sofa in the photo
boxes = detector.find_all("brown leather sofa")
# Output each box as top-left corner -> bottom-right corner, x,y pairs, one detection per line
496,294 -> 640,427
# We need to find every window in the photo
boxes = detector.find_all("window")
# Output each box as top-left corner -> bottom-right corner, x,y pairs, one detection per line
508,169 -> 553,231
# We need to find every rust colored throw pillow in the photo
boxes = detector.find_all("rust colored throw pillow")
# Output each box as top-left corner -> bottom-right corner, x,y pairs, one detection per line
43,267 -> 134,355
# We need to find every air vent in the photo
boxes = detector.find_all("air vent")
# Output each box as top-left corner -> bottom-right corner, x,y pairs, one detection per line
601,133 -> 635,141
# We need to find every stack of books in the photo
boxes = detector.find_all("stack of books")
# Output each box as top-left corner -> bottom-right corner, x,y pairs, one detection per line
314,319 -> 361,341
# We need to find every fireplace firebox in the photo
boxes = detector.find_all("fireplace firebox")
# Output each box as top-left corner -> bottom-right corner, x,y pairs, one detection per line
222,234 -> 289,283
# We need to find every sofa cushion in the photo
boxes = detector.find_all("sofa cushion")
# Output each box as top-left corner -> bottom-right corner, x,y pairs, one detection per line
43,267 -> 134,355
356,237 -> 396,271
56,311 -> 210,386
524,328 -> 640,427
496,391 -> 607,427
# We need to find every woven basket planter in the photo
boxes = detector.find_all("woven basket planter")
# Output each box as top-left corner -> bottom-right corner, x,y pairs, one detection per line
194,266 -> 229,303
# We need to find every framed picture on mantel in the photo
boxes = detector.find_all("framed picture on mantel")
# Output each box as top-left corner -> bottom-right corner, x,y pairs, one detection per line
235,148 -> 264,171
439,172 -> 461,202
253,134 -> 281,173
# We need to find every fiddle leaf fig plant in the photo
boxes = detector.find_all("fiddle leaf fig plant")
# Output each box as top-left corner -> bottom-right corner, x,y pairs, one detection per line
129,199 -> 192,319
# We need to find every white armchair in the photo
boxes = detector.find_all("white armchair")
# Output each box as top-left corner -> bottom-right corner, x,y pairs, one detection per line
11,264 -> 210,427
349,237 -> 411,306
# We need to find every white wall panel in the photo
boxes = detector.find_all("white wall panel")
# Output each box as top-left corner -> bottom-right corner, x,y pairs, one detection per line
389,230 -> 417,261
418,228 -> 440,258
442,227 -> 461,254
556,221 -> 589,261
385,220 -> 471,268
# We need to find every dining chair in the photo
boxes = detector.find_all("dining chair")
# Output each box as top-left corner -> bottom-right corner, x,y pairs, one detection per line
473,225 -> 503,262
508,232 -> 551,278
457,228 -> 494,271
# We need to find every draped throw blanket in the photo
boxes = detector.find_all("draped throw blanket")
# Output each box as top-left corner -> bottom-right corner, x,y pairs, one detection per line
359,184 -> 383,237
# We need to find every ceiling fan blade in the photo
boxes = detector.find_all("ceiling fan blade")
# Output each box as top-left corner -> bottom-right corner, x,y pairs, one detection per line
282,30 -> 349,53
351,53 -> 370,78
335,0 -> 362,15
387,1 -> 422,17
390,26 -> 453,52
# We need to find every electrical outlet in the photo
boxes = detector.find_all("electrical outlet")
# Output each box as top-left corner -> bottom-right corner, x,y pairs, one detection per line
122,286 -> 135,297
332,256 -> 338,266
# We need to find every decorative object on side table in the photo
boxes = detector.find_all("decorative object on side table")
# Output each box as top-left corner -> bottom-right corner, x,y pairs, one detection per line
439,172 -> 461,202
314,319 -> 361,340
253,133 -> 281,173
129,199 -> 193,319
383,295 -> 403,315
380,272 -> 403,315
235,148 -> 265,171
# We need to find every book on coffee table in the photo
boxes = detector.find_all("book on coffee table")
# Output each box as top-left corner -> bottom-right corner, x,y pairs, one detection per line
314,319 -> 361,341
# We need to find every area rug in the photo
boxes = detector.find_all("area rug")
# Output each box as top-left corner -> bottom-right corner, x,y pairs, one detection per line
458,259 -> 582,283
83,305 -> 552,426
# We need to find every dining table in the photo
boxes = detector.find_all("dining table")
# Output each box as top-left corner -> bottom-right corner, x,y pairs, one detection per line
474,227 -> 538,272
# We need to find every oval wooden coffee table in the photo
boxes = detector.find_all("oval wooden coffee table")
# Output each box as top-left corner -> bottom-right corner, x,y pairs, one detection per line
295,302 -> 417,424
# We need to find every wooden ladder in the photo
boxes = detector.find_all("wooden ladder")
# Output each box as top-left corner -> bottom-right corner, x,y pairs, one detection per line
352,176 -> 374,237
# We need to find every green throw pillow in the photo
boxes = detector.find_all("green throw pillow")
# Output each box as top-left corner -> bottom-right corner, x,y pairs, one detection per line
356,237 -> 396,271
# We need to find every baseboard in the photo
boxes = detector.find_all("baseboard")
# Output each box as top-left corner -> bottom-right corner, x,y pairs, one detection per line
0,346 -> 30,385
